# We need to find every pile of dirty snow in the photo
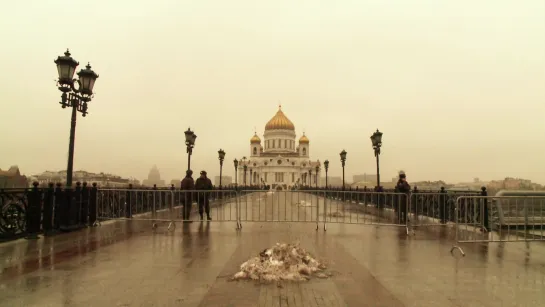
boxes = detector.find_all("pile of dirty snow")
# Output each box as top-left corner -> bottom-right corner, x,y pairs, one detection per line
232,242 -> 328,282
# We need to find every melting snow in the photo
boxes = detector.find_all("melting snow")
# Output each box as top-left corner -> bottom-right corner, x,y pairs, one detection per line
232,242 -> 329,282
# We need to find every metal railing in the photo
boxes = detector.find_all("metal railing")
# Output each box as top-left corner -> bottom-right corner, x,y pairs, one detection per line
6,185 -> 545,257
95,190 -> 415,233
96,189 -> 239,230
318,191 -> 410,232
410,193 -> 456,227
237,190 -> 320,225
451,195 -> 545,255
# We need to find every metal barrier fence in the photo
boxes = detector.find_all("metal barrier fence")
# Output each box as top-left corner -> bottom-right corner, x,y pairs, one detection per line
234,190 -> 412,233
95,189 -> 545,255
318,191 -> 410,233
96,189 -> 415,232
237,191 -> 321,227
97,189 -> 240,230
451,195 -> 545,255
4,184 -> 544,257
240,190 -> 412,233
410,193 -> 456,228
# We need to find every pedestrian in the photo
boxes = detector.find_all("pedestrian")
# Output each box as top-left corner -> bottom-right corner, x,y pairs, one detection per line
195,170 -> 213,220
395,171 -> 411,223
180,169 -> 195,222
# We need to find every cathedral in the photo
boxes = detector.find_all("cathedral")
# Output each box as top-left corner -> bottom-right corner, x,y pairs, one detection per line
238,106 -> 321,190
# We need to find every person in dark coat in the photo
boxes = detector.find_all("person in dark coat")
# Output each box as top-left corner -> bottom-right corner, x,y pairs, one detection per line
395,171 -> 411,223
195,170 -> 213,220
180,169 -> 195,222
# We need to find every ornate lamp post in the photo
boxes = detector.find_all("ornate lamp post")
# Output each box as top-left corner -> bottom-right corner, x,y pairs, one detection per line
218,149 -> 226,189
184,128 -> 197,171
54,49 -> 99,187
340,150 -> 347,191
308,169 -> 312,188
324,160 -> 329,189
243,165 -> 248,187
370,129 -> 383,189
242,156 -> 247,187
233,159 -> 239,189
249,168 -> 253,186
315,165 -> 320,189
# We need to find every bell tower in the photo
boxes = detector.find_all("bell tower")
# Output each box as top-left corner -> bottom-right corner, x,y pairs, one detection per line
298,132 -> 309,157
250,130 -> 262,157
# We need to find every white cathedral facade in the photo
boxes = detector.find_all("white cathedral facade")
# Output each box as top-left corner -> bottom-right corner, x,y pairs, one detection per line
238,106 -> 321,190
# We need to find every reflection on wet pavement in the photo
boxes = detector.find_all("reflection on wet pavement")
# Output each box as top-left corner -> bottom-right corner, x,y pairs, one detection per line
0,191 -> 544,306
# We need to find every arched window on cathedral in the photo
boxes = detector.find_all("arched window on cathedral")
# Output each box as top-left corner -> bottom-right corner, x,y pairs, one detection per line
253,147 -> 257,155
303,148 -> 307,155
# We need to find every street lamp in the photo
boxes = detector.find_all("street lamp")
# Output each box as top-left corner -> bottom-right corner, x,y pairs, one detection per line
324,160 -> 329,189
243,165 -> 248,187
218,149 -> 226,189
308,169 -> 312,188
241,157 -> 247,187
370,129 -> 383,189
233,159 -> 239,190
340,150 -> 347,191
315,165 -> 320,189
54,49 -> 99,188
184,128 -> 197,171
249,168 -> 253,186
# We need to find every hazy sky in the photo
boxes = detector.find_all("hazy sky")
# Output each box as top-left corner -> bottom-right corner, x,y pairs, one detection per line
1,0 -> 544,184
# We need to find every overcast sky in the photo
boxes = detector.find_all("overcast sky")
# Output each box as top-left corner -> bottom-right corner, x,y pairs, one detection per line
1,0 -> 544,184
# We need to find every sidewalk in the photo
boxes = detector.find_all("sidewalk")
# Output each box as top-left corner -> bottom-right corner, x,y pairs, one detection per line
0,192 -> 544,306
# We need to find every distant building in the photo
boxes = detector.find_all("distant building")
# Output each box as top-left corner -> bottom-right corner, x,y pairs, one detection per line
214,176 -> 233,187
142,165 -> 165,187
32,170 -> 130,187
351,173 -> 378,189
413,181 -> 452,191
33,171 -> 64,186
351,171 -> 404,189
487,177 -> 540,191
453,178 -> 488,191
353,174 -> 377,183
0,166 -> 28,188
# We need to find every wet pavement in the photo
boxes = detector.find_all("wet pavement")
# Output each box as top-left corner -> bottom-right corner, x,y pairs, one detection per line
1,191 -> 545,306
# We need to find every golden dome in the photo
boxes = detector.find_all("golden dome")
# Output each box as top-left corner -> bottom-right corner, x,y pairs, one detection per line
265,106 -> 295,131
299,133 -> 309,143
250,133 -> 261,144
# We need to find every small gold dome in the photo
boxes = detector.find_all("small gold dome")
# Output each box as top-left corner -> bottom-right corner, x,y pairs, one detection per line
265,105 -> 295,131
299,133 -> 309,144
250,133 -> 261,144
